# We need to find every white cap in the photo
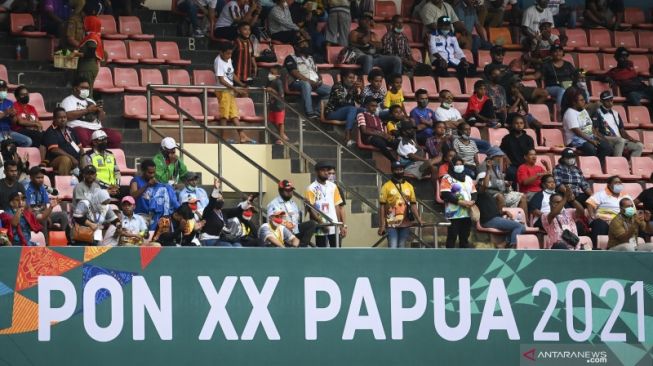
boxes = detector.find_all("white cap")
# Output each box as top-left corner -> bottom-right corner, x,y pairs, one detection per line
91,130 -> 108,140
161,137 -> 176,150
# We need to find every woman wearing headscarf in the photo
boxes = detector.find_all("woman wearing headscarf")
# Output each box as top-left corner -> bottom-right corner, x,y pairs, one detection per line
75,15 -> 105,96
439,156 -> 477,248
71,189 -> 120,245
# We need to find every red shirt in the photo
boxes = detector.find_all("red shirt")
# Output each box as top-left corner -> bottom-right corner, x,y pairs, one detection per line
464,94 -> 489,119
516,163 -> 545,193
12,103 -> 39,132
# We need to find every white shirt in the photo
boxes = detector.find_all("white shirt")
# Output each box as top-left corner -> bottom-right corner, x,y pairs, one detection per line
435,106 -> 462,122
214,56 -> 234,86
215,0 -> 248,28
547,0 -> 565,16
541,191 -> 552,214
266,196 -> 302,234
429,32 -> 465,66
60,95 -> 103,130
397,138 -> 418,159
562,108 -> 593,145
522,5 -> 555,35
305,180 -> 343,235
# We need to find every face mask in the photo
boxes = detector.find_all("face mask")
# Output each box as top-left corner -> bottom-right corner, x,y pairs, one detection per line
453,165 -> 465,174
439,29 -> 451,36
461,133 -> 470,140
272,217 -> 284,225
0,91 -> 6,100
392,172 -> 404,181
612,184 -> 623,194
544,189 -> 555,195
17,95 -> 29,104
328,174 -> 336,183
97,142 -> 108,150
215,200 -> 225,210
577,81 -> 587,89
418,100 -> 428,108
267,74 -> 278,81
441,102 -> 452,109
624,207 -> 636,218
79,89 -> 90,99
394,27 -> 403,33
186,185 -> 196,192
299,47 -> 311,55
565,158 -> 576,166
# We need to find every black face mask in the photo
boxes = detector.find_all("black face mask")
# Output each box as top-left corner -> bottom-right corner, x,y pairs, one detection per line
215,200 -> 224,210
18,95 -> 29,104
392,173 -> 404,181
98,142 -> 108,150
298,47 -> 311,55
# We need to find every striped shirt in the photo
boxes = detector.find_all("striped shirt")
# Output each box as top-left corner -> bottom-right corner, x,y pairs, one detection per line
453,138 -> 478,166
232,37 -> 254,81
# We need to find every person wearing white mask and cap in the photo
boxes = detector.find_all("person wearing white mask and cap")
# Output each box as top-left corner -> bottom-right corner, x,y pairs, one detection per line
553,147 -> 593,206
586,176 -> 629,249
258,207 -> 299,247
153,137 -> 188,188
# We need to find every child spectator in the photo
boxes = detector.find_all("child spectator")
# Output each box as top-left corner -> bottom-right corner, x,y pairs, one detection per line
265,65 -> 289,144
385,104 -> 406,139
435,89 -> 466,133
437,149 -> 457,179
410,88 -> 437,144
357,97 -> 397,162
507,78 -> 542,134
359,69 -> 387,117
214,43 -> 256,144
396,121 -> 435,179
383,73 -> 407,117
464,80 -> 498,127
452,122 -> 479,178
232,22 -> 257,84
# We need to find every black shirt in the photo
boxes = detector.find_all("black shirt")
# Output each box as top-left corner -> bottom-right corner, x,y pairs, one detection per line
477,191 -> 501,224
541,61 -> 576,88
637,188 -> 653,212
500,132 -> 534,167
42,126 -> 82,162
0,179 -> 26,210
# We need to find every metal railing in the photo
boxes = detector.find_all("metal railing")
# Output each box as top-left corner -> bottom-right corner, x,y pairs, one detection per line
145,84 -> 448,247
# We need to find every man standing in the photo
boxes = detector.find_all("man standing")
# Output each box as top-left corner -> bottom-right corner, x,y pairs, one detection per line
305,161 -> 346,247
592,90 -> 644,157
266,179 -> 317,247
379,161 -> 422,248
81,130 -> 120,195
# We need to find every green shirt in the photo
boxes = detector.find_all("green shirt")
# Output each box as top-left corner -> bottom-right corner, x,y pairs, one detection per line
153,152 -> 188,185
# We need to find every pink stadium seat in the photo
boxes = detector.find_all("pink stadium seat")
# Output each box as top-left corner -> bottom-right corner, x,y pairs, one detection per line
403,101 -> 417,113
48,231 -> 68,246
438,77 -> 462,98
98,15 -> 128,39
589,81 -> 619,102
463,77 -> 481,98
167,69 -> 199,94
515,235 -> 541,250
321,73 -> 334,87
373,24 -> 388,39
611,105 -> 637,129
601,53 -> 618,71
564,28 -> 596,52
108,148 -> 137,174
123,95 -> 158,120
605,156 -> 641,180
31,231 -> 46,246
630,54 -> 651,77
401,27 -> 422,48
374,0 -> 397,20
625,8 -> 653,30
628,106 -> 653,129
613,31 -> 648,53
324,46 -> 360,70
156,41 -> 191,65
631,157 -> 653,179
588,29 -> 615,53
412,76 -> 438,98
178,96 -> 214,121
623,183 -> 643,198
54,175 -> 75,200
578,156 -> 610,180
193,69 -> 217,91
237,98 -> 263,123
0,65 -> 17,90
17,147 -> 44,169
488,128 -> 509,147
113,67 -> 144,92
529,104 -> 556,126
642,131 -> 653,153
206,97 -> 220,119
410,48 -> 423,63
577,53 -> 603,74
10,13 -> 46,37
104,40 -> 138,64
129,41 -> 164,64
356,125 -> 377,151
119,16 -> 154,40
637,31 -> 653,51
477,50 -> 492,71
139,68 -> 172,93
535,155 -> 552,171
28,93 -> 52,119
94,67 -> 124,93
153,96 -> 179,121
579,236 -> 593,250
401,75 -> 415,99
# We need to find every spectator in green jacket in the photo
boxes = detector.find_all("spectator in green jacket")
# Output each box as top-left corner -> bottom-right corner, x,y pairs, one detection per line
153,137 -> 188,189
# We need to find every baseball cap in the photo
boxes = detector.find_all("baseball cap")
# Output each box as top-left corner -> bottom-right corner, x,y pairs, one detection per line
390,161 -> 403,170
278,179 -> 294,190
82,165 -> 97,174
185,172 -> 200,181
549,44 -> 563,52
314,161 -> 335,171
267,204 -> 285,217
600,90 -> 614,100
561,148 -> 576,159
161,137 -> 176,150
28,166 -> 46,176
121,196 -> 136,205
437,16 -> 451,25
91,130 -> 108,140
488,150 -> 505,159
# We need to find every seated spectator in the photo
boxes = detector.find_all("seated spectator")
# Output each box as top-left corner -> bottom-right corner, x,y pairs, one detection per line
553,148 -> 593,205
500,114 -> 534,180
289,0 -> 326,61
608,198 -> 653,251
525,21 -> 560,68
476,171 -> 525,248
424,121 -> 451,176
547,0 -> 575,32
562,88 -> 612,165
486,68 -> 508,125
381,16 -> 418,71
71,189 -> 120,246
583,0 -> 619,29
440,156 -> 477,248
411,89 -> 437,143
118,196 -> 150,246
41,0 -> 70,37
359,69 -> 387,116
73,165 -> 102,205
397,121 -> 436,179
452,122 -> 479,178
383,73 -> 407,118
265,65 -> 289,144
516,149 -> 550,198
435,89 -> 465,132
215,44 -> 256,143
232,22 -> 257,84
591,90 -> 644,157
1,139 -> 29,182
61,78 -> 122,148
152,203 -> 198,246
222,207 -> 260,247
464,80 -> 498,126
12,86 -> 44,149
0,81 -> 32,147
24,166 -> 67,238
478,150 -> 528,211
586,176 -> 628,247
285,38 -> 331,119
484,46 -> 549,104
130,159 -> 180,230
75,16 -> 105,95
541,190 -> 587,249
176,0 -> 217,38
452,0 -> 489,46
199,178 -> 250,247
635,174 -> 653,213
506,81 -> 542,133
521,0 -> 554,48
419,0 -> 472,49
386,104 -> 408,139
324,69 -> 363,146
528,173 -> 556,227
348,12 -> 402,77
325,0 -> 351,47
560,69 -> 590,113
259,208 -> 300,247
268,0 -> 303,44
429,16 -> 473,79
214,0 -> 259,40
178,172 -> 209,215
0,160 -> 26,210
0,192 -> 42,246
378,161 -> 422,248
540,44 -> 576,108
81,130 -> 120,195
604,48 -> 653,111
42,107 -> 82,176
357,97 -> 398,162
154,137 -> 188,187
305,161 -> 346,247
267,179 -> 317,247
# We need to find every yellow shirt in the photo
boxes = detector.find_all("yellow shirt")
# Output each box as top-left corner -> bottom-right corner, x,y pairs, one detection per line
384,89 -> 405,109
386,120 -> 401,135
379,180 -> 416,227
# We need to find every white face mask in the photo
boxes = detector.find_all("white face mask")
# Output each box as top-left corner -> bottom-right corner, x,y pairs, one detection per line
544,189 -> 555,195
268,73 -> 278,81
328,174 -> 336,182
79,88 -> 90,99
453,165 -> 465,174
577,81 -> 587,88
441,102 -> 452,109
565,158 -> 576,166
0,91 -> 6,100
612,184 -> 624,194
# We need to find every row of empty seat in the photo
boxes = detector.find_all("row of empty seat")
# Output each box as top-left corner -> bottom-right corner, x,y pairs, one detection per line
123,94 -> 261,122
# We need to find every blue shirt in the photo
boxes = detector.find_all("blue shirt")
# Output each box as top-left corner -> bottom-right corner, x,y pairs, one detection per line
409,106 -> 436,129
24,183 -> 50,208
178,186 -> 209,213
0,99 -> 14,132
